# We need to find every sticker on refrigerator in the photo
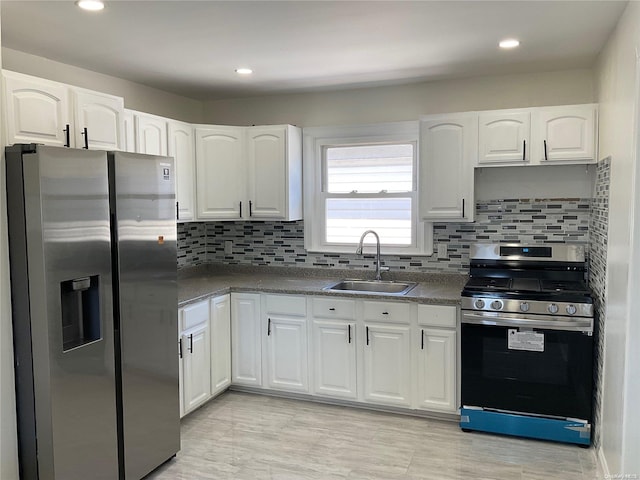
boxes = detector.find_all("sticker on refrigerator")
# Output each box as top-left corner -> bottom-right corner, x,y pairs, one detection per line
507,329 -> 544,352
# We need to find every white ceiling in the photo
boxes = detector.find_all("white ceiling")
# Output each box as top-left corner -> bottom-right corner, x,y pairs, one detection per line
0,1 -> 628,100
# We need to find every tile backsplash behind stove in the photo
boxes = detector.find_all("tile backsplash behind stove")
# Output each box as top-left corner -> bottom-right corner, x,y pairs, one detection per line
177,197 -> 591,273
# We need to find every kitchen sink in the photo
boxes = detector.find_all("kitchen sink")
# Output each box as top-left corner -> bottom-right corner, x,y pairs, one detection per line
322,279 -> 418,296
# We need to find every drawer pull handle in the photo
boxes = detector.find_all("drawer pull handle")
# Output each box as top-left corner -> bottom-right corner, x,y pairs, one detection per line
329,307 -> 336,311
382,311 -> 389,315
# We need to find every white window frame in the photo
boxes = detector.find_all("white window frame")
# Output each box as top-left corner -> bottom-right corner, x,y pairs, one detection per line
303,121 -> 433,256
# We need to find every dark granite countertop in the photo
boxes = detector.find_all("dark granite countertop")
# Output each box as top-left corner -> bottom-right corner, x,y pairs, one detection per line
178,264 -> 467,307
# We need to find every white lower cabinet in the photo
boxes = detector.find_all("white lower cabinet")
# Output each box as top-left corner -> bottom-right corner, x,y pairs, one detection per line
416,304 -> 458,413
311,297 -> 357,399
417,328 -> 456,412
211,294 -> 232,396
179,291 -> 458,418
180,300 -> 211,416
179,294 -> 232,418
362,322 -> 412,407
263,295 -> 309,393
231,293 -> 263,387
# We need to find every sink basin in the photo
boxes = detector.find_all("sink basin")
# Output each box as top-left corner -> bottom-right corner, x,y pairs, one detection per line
323,279 -> 417,296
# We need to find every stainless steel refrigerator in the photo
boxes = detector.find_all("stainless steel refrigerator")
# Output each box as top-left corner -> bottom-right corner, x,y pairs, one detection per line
5,144 -> 180,480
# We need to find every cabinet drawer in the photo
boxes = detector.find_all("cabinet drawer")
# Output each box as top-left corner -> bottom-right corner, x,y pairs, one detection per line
417,304 -> 457,328
362,301 -> 411,323
264,294 -> 306,316
312,297 -> 356,320
180,300 -> 209,331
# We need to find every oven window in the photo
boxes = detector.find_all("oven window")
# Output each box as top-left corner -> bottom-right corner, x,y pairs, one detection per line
461,324 -> 593,421
482,336 -> 569,385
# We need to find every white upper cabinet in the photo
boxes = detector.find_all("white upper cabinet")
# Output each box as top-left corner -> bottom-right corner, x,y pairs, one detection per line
247,125 -> 302,220
3,70 -> 125,150
72,88 -> 124,150
168,120 -> 196,222
194,124 -> 302,221
134,111 -> 168,156
123,109 -> 136,153
478,111 -> 530,165
419,114 -> 477,222
3,70 -> 71,147
195,126 -> 245,220
535,105 -> 597,163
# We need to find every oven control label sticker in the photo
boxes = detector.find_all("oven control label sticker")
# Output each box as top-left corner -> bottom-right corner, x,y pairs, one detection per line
507,329 -> 544,352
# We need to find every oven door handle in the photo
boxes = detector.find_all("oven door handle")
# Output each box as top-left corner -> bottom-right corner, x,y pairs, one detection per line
461,312 -> 593,332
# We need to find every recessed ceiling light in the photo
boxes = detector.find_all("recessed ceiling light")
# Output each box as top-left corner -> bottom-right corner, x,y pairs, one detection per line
76,0 -> 105,11
499,39 -> 520,49
235,68 -> 253,75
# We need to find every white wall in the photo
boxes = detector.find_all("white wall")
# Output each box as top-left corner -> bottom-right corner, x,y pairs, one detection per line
0,10 -> 20,480
595,1 -> 640,475
203,69 -> 595,127
1,47 -> 204,124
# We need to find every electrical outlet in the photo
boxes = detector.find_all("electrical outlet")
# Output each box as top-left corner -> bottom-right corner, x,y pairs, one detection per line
224,240 -> 233,255
437,243 -> 448,259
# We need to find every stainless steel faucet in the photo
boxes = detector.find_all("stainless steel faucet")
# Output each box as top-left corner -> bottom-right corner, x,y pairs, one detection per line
356,230 -> 389,280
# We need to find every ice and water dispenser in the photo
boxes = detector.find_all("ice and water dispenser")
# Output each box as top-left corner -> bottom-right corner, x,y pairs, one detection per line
61,275 -> 101,351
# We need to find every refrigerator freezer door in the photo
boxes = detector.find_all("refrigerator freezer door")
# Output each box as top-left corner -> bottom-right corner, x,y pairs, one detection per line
6,145 -> 118,480
109,152 -> 180,479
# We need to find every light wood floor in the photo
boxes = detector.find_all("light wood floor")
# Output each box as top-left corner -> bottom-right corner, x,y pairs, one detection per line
147,391 -> 603,480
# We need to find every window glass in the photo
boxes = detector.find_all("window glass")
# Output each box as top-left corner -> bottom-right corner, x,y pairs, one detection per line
325,144 -> 414,193
325,198 -> 412,245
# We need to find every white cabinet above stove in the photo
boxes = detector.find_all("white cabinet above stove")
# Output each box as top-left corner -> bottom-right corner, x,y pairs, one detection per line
477,104 -> 597,167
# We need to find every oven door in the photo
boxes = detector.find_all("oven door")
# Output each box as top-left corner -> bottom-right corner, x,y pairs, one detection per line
461,312 -> 593,421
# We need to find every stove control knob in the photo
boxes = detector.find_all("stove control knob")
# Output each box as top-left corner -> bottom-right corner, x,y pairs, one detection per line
474,299 -> 485,309
520,302 -> 530,312
490,300 -> 503,311
548,303 -> 559,314
566,304 -> 577,315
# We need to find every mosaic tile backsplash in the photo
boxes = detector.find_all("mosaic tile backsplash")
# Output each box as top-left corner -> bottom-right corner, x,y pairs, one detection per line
177,198 -> 591,272
589,157 -> 611,448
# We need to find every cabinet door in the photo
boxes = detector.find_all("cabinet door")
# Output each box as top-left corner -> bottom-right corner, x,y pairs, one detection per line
168,121 -> 196,222
362,323 -> 412,407
231,293 -> 262,386
210,295 -> 231,396
417,328 -> 456,412
178,331 -> 184,418
537,106 -> 596,163
247,125 -> 287,219
265,315 -> 308,392
419,115 -> 476,222
478,111 -> 530,165
312,319 -> 357,399
72,89 -> 124,150
182,323 -> 211,414
195,126 -> 245,220
135,113 -> 168,155
3,71 -> 70,147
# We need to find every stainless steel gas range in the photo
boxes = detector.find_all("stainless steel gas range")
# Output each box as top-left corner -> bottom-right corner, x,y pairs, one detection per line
459,243 -> 594,446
